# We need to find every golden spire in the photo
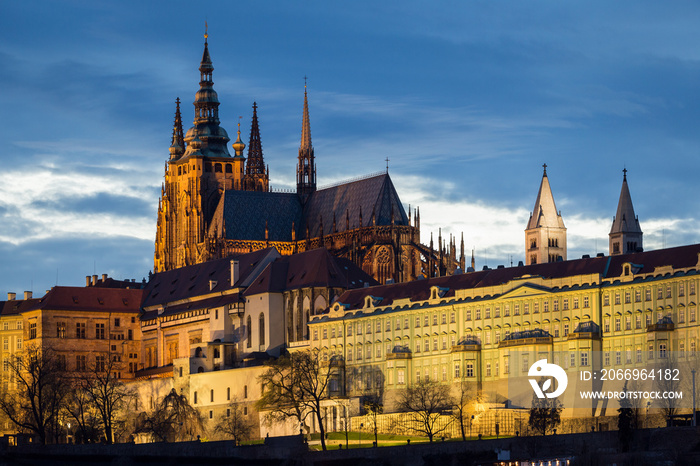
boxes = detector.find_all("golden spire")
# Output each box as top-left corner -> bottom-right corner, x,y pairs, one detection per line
204,21 -> 208,42
232,116 -> 245,157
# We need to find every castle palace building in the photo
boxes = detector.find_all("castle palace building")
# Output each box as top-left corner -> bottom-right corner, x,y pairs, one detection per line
154,34 -> 463,284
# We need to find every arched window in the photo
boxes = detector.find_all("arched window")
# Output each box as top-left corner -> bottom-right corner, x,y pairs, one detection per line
259,313 -> 266,346
215,163 -> 223,173
225,164 -> 232,173
246,315 -> 252,348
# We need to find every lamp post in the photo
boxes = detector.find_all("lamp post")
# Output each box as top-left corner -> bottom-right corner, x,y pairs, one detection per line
693,369 -> 697,427
359,423 -> 363,448
470,415 -> 474,439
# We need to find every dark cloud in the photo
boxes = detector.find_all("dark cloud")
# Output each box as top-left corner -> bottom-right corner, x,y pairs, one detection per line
0,236 -> 153,298
30,192 -> 155,218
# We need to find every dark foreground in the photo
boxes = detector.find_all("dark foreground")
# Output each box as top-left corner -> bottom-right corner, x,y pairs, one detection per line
2,427 -> 700,466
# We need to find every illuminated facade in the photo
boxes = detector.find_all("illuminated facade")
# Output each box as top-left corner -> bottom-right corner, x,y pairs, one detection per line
307,243 -> 700,424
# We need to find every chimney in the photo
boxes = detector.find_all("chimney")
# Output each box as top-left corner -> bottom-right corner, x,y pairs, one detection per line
92,275 -> 98,286
230,260 -> 239,287
86,276 -> 91,287
101,273 -> 108,282
7,292 -> 16,300
24,291 -> 32,300
209,280 -> 218,291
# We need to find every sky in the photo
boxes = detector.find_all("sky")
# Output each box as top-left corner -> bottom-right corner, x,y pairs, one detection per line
2,1 -> 700,297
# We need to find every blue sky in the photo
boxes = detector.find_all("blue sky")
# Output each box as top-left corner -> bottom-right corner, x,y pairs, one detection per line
2,1 -> 700,296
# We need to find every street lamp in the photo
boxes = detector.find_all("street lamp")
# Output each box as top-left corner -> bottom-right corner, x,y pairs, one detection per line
470,415 -> 474,439
359,423 -> 363,448
693,369 -> 697,427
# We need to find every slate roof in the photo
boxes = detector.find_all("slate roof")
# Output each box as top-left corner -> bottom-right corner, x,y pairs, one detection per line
243,248 -> 378,296
334,244 -> 700,311
214,173 -> 408,242
215,191 -> 301,241
142,248 -> 278,308
302,173 -> 408,237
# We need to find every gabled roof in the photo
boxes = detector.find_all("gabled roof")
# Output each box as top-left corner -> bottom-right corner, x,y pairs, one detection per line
527,168 -> 565,230
143,248 -> 279,308
610,171 -> 642,235
303,173 -> 408,237
244,248 -> 378,296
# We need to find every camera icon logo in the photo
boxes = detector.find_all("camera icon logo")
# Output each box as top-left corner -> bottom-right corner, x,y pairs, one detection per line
528,359 -> 568,399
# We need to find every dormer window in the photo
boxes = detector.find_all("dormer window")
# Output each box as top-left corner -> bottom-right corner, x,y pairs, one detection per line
430,286 -> 448,300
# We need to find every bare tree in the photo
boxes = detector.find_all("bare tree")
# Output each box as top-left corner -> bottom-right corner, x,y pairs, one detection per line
79,354 -> 136,443
136,388 -> 205,442
214,399 -> 252,445
528,392 -> 562,436
396,377 -> 454,442
363,395 -> 383,446
451,380 -> 482,441
64,378 -> 101,444
256,349 -> 334,450
655,355 -> 681,424
0,345 -> 68,444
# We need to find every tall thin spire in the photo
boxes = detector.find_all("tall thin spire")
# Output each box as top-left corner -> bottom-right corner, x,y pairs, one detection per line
169,97 -> 185,160
297,78 -> 316,197
609,168 -> 643,255
246,102 -> 265,174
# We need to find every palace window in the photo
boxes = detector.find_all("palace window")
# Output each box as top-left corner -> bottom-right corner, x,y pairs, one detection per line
563,323 -> 569,336
465,310 -> 471,321
454,363 -> 460,379
442,313 -> 446,324
450,312 -> 455,323
625,292 -> 631,304
57,322 -> 66,339
485,308 -> 491,319
504,305 -> 510,317
604,320 -> 610,333
635,290 -> 642,302
415,317 -> 420,328
626,348 -> 632,364
615,293 -> 621,305
659,343 -> 667,359
636,346 -> 642,363
347,325 -> 352,336
603,295 -> 610,306
604,352 -> 610,366
563,299 -> 569,311
657,287 -> 663,300
386,320 -> 391,332
573,298 -> 579,309
615,351 -> 621,365
691,282 -> 696,295
666,286 -> 672,299
636,315 -> 641,329
679,310 -> 685,324
424,316 -> 429,326
615,318 -> 621,332
424,340 -> 429,352
524,303 -> 530,314
76,355 -> 86,372
95,323 -> 105,340
29,322 -> 37,340
466,363 -> 474,378
475,309 -> 481,320
433,314 -> 438,325
648,344 -> 654,360
645,288 -> 652,301
534,302 -> 540,313
486,363 -> 491,377
580,352 -> 588,367
625,316 -> 631,331
544,301 -> 549,312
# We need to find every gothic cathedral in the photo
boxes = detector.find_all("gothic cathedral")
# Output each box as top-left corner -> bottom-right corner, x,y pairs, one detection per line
154,34 -> 463,284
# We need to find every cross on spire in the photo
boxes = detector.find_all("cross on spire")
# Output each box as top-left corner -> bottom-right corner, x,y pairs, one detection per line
623,167 -> 627,181
385,157 -> 390,173
542,163 -> 548,175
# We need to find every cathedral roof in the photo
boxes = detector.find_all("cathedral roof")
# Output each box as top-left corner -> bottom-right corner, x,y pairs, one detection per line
244,248 -> 378,296
302,173 -> 408,237
214,191 -> 302,242
526,165 -> 565,231
610,169 -> 642,235
212,173 -> 408,242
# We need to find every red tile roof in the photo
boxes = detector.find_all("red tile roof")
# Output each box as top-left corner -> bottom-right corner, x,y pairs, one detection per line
23,287 -> 145,313
334,244 -> 700,310
243,248 -> 377,296
142,248 -> 277,308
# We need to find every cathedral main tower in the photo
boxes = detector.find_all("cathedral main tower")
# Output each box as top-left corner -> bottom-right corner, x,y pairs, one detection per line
525,164 -> 567,265
154,32 -> 268,272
